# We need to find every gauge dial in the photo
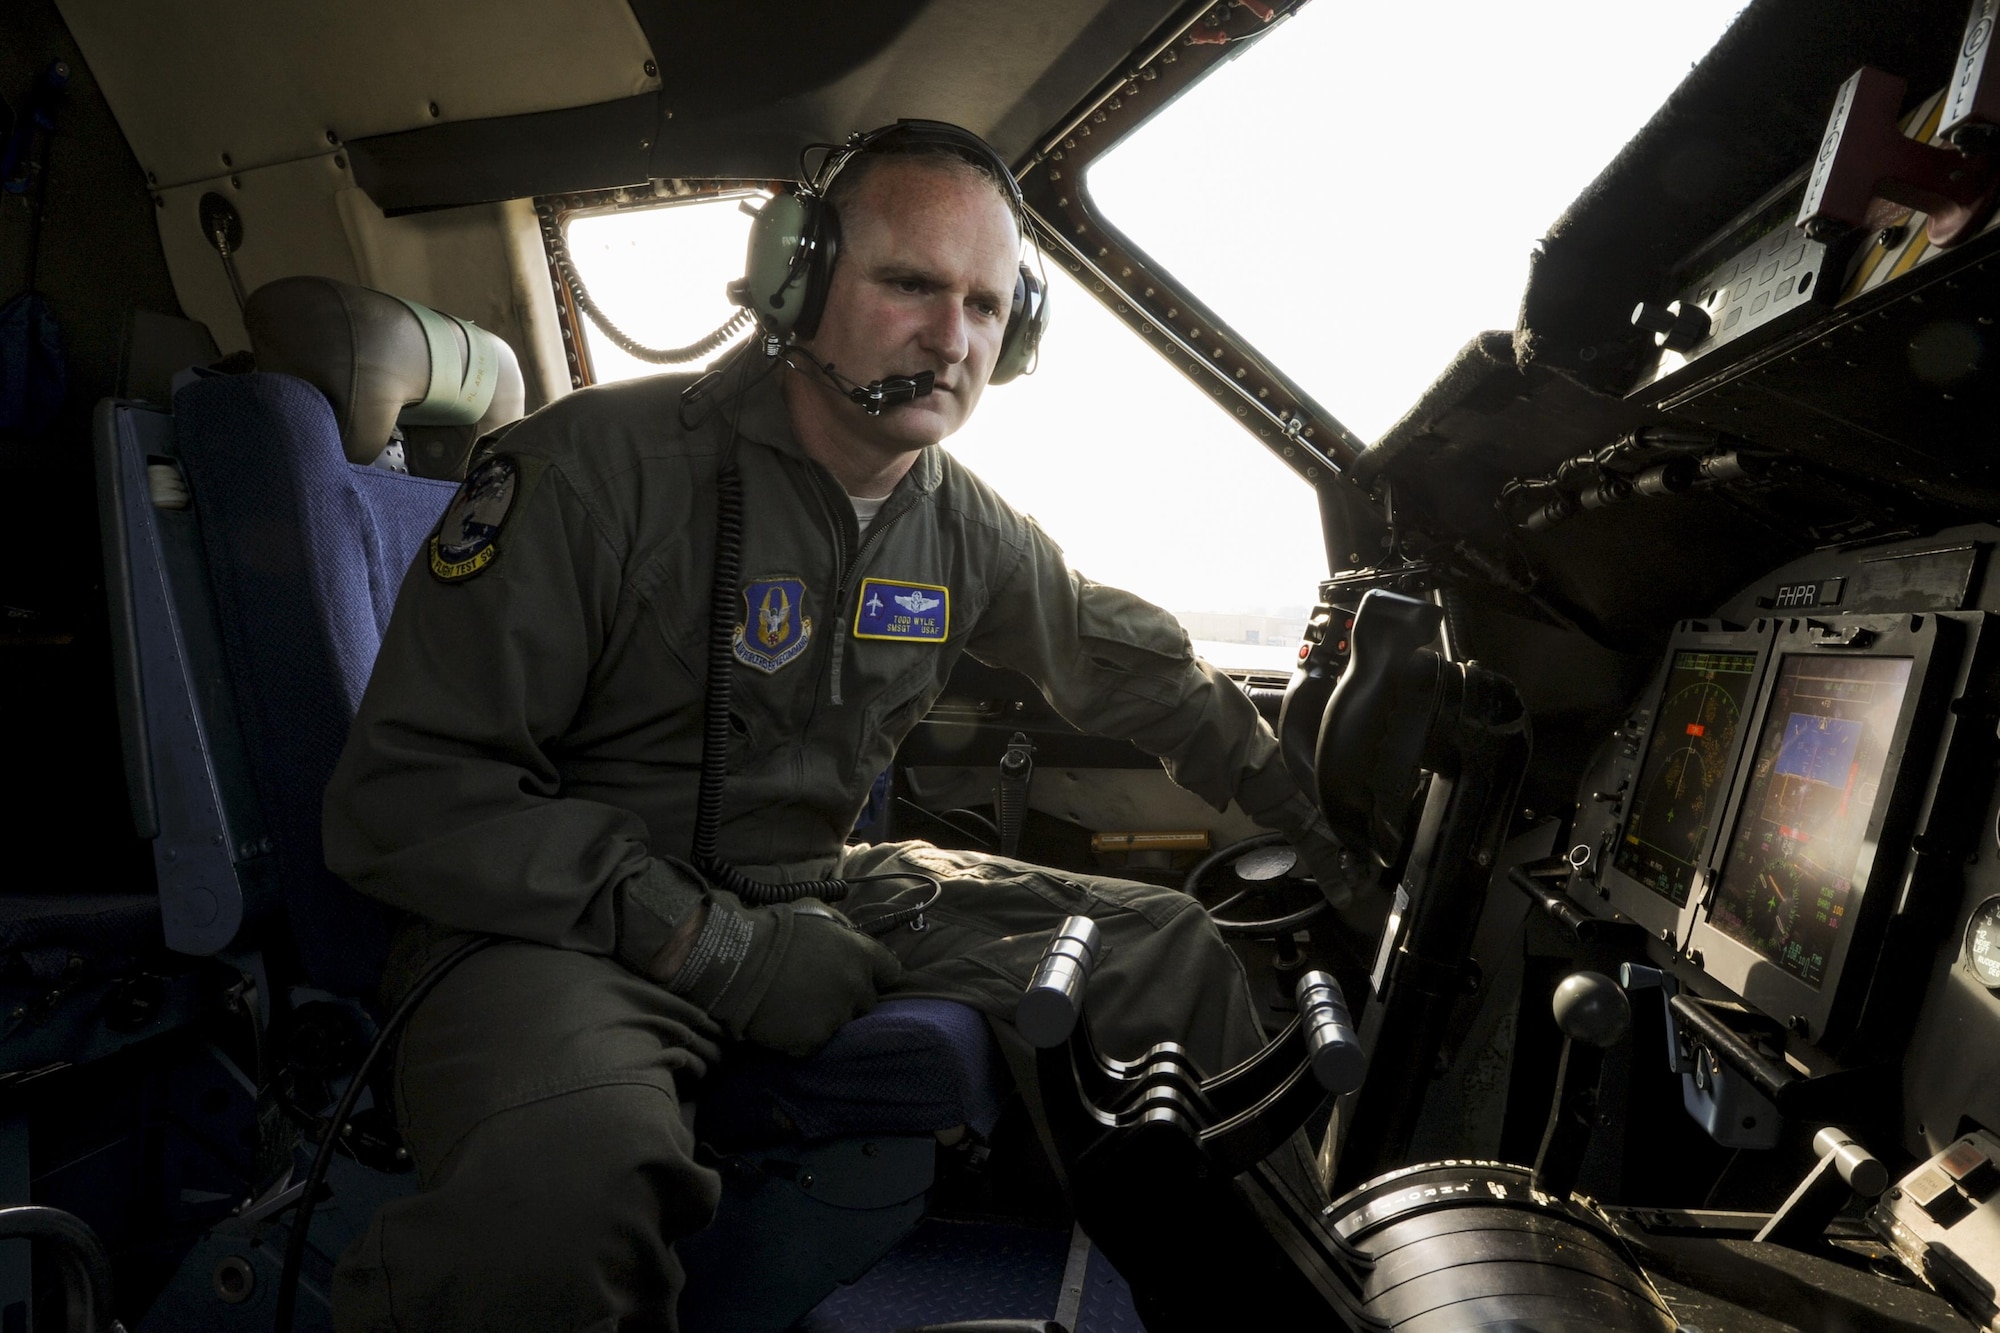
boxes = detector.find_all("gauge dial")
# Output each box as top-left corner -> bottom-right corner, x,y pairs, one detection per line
1968,897 -> 2000,990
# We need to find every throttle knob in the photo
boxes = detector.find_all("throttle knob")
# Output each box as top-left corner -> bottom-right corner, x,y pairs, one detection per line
1297,971 -> 1367,1093
1017,915 -> 1101,1048
1551,971 -> 1631,1049
1629,300 -> 1712,352
1813,1127 -> 1889,1198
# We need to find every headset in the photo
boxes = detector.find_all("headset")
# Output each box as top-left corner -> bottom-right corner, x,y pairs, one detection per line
731,119 -> 1049,385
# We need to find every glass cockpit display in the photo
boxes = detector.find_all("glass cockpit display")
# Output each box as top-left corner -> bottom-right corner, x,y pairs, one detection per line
1612,650 -> 1759,907
1707,653 -> 1913,989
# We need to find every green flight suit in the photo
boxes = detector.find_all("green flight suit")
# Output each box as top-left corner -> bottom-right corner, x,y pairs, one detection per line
322,358 -> 1330,1332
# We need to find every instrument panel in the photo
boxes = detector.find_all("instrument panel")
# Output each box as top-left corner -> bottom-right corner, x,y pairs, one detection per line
1561,528 -> 2000,1172
1597,627 -> 1769,943
1573,602 -> 1986,1033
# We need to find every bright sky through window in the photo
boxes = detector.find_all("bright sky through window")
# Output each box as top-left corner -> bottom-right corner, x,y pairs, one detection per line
1087,0 -> 1748,444
565,2 -> 1745,668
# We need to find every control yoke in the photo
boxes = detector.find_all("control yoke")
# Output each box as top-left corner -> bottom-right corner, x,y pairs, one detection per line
1309,589 -> 1534,1192
1313,591 -> 1443,868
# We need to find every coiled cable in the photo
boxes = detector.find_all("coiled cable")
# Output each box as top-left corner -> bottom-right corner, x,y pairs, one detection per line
541,209 -> 753,366
691,465 -> 940,925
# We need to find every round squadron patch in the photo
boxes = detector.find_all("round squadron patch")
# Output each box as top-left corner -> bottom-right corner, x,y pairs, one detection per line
430,454 -> 517,582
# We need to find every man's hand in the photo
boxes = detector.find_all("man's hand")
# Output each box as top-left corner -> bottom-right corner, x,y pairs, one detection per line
648,894 -> 902,1058
1281,807 -> 1374,908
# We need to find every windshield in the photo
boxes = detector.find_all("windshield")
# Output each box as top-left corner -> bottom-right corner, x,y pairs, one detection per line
1087,0 -> 1747,444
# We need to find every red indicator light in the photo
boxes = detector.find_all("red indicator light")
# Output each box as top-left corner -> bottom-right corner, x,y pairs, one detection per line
1298,645 -> 1310,661
1336,640 -> 1348,652
1685,723 -> 1705,737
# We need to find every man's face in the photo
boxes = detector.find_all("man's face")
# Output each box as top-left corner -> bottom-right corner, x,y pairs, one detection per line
796,158 -> 1021,453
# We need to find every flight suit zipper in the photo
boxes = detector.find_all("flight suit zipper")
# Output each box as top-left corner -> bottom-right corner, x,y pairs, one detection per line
808,467 -> 909,707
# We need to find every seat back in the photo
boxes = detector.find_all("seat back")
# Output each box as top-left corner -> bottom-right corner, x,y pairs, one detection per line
147,276 -> 525,993
173,372 -> 461,993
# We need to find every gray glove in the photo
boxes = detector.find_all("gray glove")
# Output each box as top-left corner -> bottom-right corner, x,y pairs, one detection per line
1264,799 -> 1371,907
658,893 -> 902,1058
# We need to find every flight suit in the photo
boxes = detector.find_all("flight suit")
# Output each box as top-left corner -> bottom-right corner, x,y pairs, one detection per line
322,358 -> 1338,1331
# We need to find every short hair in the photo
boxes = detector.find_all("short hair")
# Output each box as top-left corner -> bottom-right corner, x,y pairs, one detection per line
824,139 -> 1022,245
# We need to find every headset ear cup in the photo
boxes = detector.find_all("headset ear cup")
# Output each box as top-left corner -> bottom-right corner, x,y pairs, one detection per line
732,192 -> 831,340
790,202 -> 839,341
990,263 -> 1047,385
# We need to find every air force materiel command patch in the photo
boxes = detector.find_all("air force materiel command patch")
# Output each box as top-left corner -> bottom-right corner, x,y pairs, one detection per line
429,454 -> 518,582
734,577 -> 813,672
854,578 -> 949,643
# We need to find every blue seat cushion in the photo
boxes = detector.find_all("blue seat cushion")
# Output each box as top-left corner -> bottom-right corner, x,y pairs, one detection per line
698,999 -> 1009,1150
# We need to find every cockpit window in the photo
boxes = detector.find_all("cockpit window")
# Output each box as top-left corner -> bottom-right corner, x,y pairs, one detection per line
1085,1 -> 1748,444
566,201 -> 1327,675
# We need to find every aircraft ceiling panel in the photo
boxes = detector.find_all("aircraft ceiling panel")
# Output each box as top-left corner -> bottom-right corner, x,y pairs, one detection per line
53,0 -> 661,188
347,0 -> 1182,213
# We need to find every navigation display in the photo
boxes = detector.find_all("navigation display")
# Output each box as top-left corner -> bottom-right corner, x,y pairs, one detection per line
1707,654 -> 1913,989
1612,650 -> 1760,907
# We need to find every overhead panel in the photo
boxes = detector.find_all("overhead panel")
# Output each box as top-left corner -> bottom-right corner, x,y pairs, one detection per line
54,0 -> 660,188
350,0 -> 1181,212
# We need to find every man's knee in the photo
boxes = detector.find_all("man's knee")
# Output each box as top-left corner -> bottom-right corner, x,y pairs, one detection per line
337,1082 -> 718,1333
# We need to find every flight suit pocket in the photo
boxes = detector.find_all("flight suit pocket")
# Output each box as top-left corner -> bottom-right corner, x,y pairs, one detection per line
1072,581 -> 1192,709
1075,581 -> 1191,667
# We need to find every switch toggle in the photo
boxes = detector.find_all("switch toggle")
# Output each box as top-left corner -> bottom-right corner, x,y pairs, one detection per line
1939,1139 -> 2000,1199
1908,1163 -> 1975,1226
1799,65 -> 2000,248
1631,300 -> 1713,352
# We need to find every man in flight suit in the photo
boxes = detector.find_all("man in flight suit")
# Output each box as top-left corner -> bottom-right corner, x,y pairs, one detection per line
324,124 -> 1352,1332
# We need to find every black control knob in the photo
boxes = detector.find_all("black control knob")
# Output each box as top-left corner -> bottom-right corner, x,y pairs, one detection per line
1551,971 -> 1630,1049
1630,300 -> 1712,352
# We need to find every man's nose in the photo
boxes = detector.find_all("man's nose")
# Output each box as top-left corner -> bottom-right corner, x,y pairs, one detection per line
918,298 -> 970,365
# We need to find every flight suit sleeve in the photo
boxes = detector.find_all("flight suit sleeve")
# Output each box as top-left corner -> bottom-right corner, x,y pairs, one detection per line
964,521 -> 1324,841
322,453 -> 701,974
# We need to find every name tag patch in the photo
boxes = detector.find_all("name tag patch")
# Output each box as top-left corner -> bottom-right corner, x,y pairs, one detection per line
854,578 -> 949,643
735,577 -> 813,673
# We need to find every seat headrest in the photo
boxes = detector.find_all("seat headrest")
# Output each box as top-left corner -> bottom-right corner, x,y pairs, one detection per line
242,276 -> 527,476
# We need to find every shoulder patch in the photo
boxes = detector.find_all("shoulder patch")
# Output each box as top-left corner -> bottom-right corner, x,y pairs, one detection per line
430,454 -> 518,582
734,577 -> 813,673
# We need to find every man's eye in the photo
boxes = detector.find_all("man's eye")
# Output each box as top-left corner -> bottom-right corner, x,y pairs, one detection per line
895,278 -> 927,294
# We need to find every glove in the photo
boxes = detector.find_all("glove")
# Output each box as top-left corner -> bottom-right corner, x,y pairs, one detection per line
651,893 -> 902,1058
1267,799 -> 1373,907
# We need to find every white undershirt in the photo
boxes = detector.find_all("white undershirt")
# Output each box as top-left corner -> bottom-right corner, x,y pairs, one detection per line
849,492 -> 887,538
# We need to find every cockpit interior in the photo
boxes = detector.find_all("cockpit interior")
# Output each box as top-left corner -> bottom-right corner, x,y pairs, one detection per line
6,0 -> 2000,1329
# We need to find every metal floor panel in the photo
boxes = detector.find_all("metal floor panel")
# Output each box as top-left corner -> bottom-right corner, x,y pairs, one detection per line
799,1217 -> 1146,1332
1075,1245 -> 1145,1333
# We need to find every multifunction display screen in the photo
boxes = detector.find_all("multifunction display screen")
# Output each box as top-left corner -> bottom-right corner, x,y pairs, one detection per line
1708,654 -> 1913,989
1612,650 -> 1759,907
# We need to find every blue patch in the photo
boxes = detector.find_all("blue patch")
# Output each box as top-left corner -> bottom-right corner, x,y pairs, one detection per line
735,577 -> 813,673
854,578 -> 949,643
